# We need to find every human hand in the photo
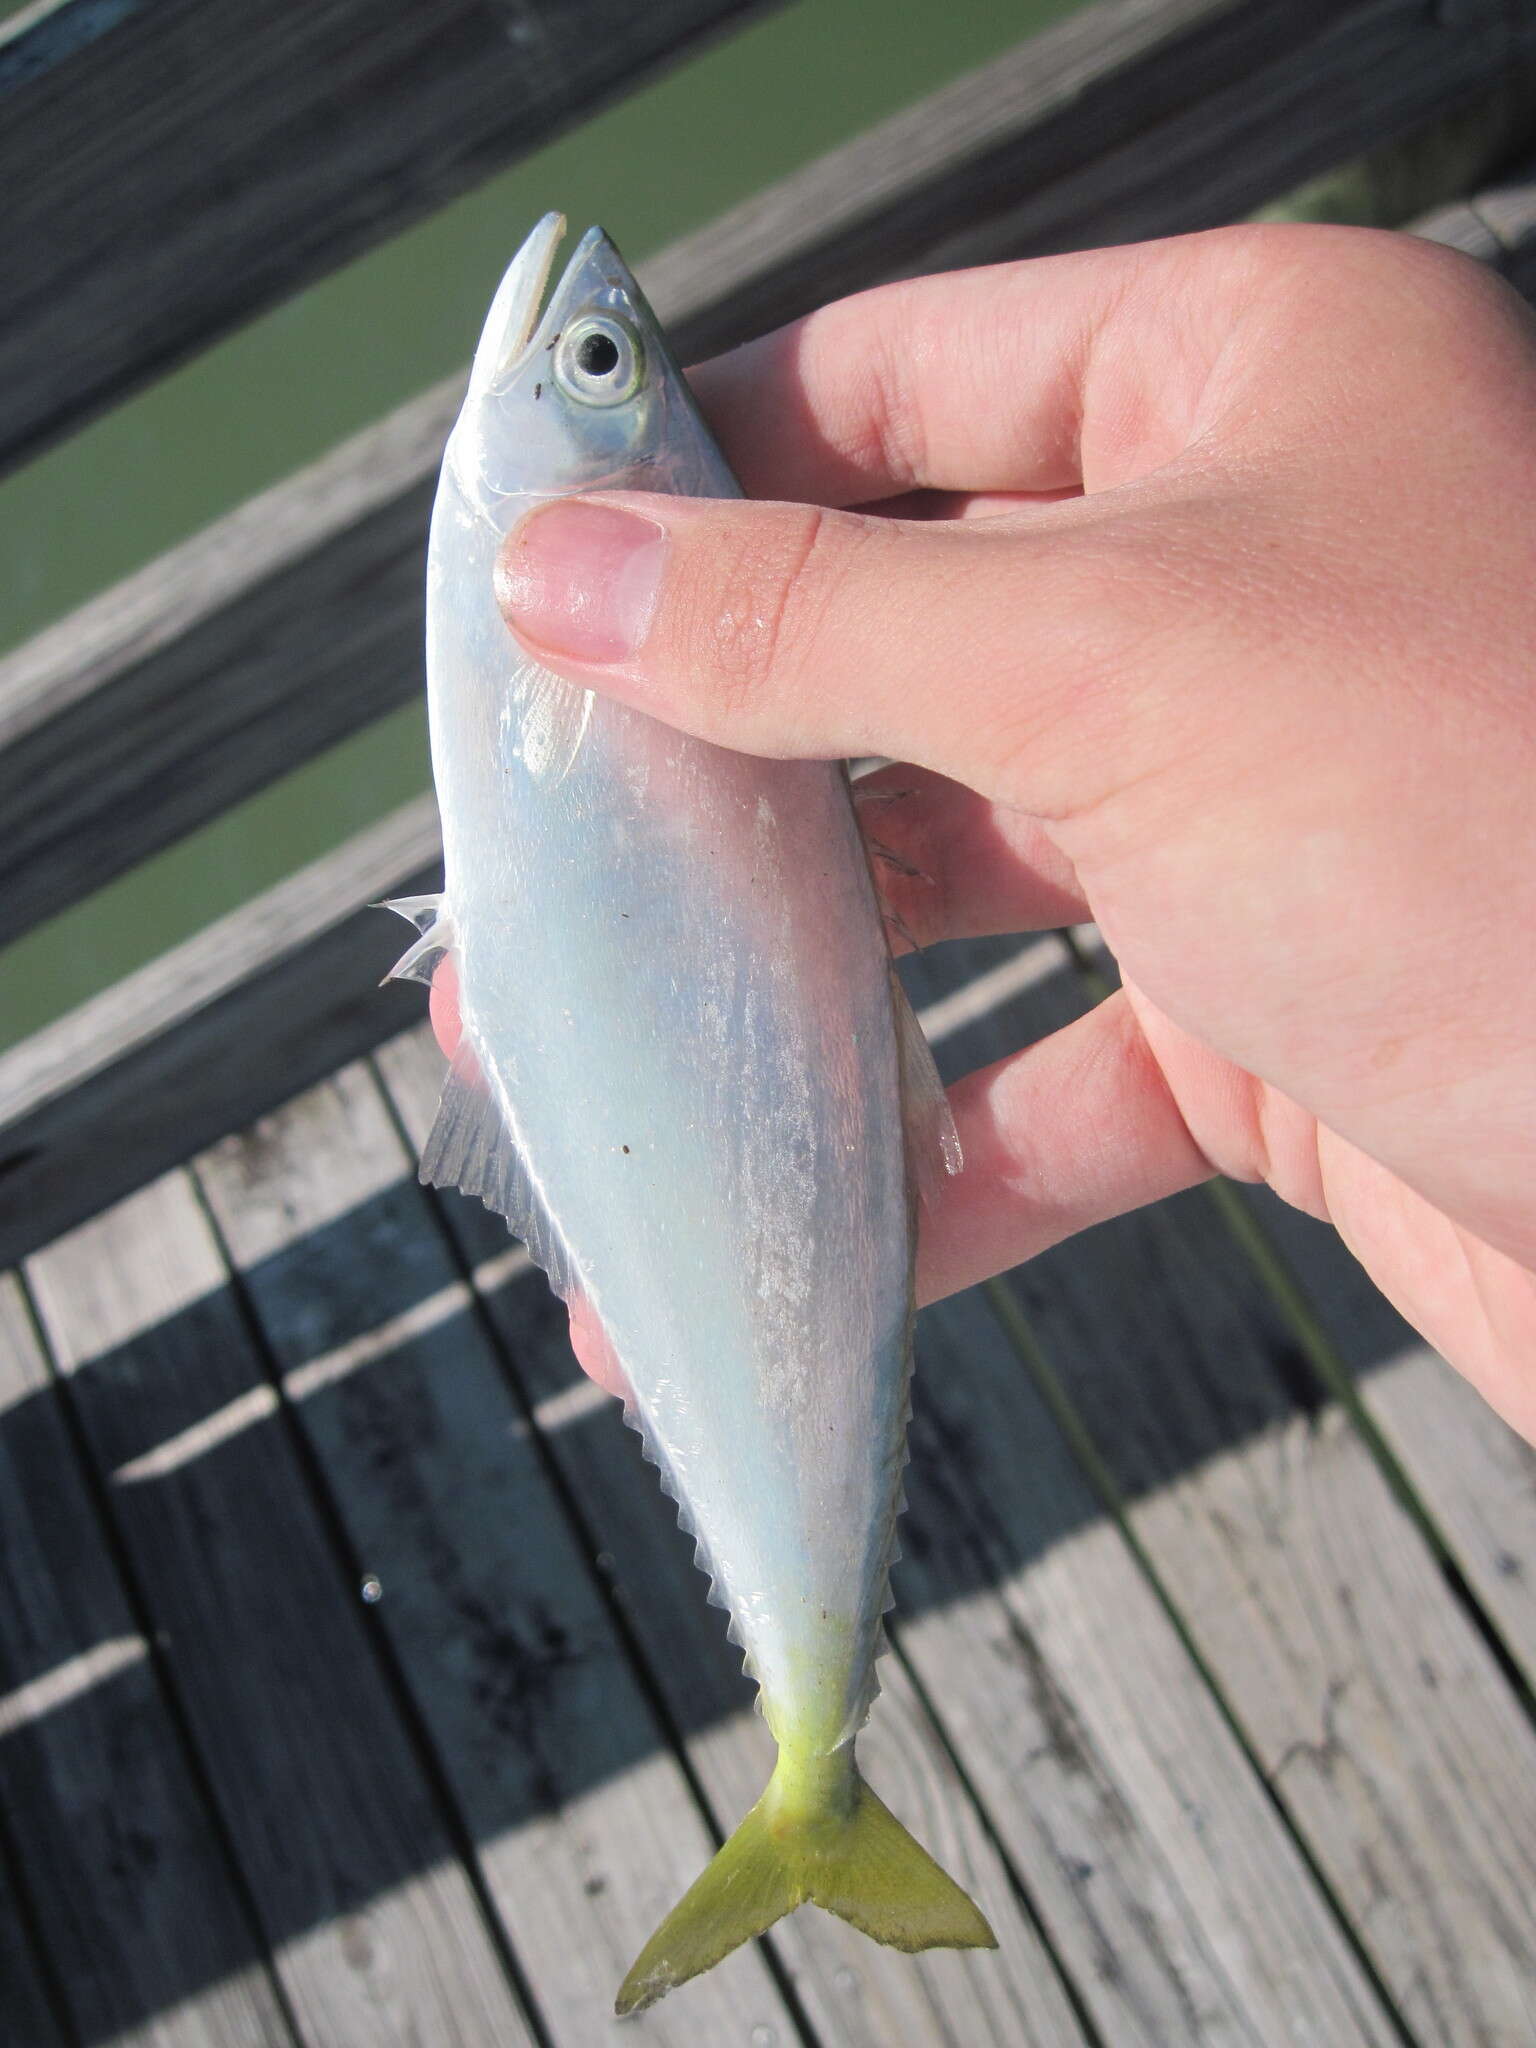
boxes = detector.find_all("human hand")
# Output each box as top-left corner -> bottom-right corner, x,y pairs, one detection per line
469,225 -> 1536,1441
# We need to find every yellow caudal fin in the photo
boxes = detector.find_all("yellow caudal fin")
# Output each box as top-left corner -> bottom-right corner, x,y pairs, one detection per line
615,1751 -> 995,2016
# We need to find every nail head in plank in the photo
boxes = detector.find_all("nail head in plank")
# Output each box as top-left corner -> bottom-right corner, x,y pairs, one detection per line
24,1175 -> 536,2048
194,1058 -> 800,2046
0,1276 -> 291,2048
939,939 -> 1536,2042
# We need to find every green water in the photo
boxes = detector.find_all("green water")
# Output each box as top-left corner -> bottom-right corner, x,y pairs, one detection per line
0,0 -> 1078,1048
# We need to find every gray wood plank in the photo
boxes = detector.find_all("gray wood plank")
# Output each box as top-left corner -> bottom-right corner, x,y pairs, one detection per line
375,1017 -> 1091,2048
192,1058 -> 802,2047
0,0 -> 776,472
0,1834 -> 69,2048
0,1271 -> 294,2048
23,1177 -> 536,2048
6,3 -> 1533,950
902,1284 -> 1398,2047
648,0 -> 1536,348
1412,163 -> 1536,321
919,937 -> 1536,2043
1233,1183 -> 1536,1704
0,795 -> 441,1270
377,1010 -> 1396,2048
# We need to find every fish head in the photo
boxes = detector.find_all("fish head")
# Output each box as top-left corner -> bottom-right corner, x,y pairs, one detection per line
443,212 -> 726,524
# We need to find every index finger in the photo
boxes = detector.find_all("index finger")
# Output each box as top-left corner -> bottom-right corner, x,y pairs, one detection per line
683,236 -> 1227,507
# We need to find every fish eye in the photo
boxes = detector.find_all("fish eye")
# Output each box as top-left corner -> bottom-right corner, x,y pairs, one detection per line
553,314 -> 643,407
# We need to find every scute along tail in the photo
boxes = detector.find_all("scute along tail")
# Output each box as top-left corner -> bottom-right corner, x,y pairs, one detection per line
615,1753 -> 994,2016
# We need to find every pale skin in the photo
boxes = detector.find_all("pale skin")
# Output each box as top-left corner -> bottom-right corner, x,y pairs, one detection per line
436,224 -> 1536,1443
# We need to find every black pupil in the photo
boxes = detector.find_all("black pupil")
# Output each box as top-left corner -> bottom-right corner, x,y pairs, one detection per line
576,330 -> 621,378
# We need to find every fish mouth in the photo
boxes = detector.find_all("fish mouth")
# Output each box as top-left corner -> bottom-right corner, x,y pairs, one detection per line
466,213 -> 609,397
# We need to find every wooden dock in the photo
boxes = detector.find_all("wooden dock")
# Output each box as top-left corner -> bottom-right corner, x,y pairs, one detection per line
4,1 -> 1536,2041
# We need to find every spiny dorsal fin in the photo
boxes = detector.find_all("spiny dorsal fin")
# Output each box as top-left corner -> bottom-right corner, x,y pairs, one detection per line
380,895 -> 452,987
418,1043 -> 575,1300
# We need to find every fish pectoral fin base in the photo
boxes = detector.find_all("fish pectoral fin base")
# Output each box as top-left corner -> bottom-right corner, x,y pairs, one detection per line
419,1044 -> 574,1297
615,1750 -> 995,2016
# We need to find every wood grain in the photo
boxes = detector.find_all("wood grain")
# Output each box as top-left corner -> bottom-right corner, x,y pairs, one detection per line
930,939 -> 1536,2044
0,1275 -> 286,2046
0,0 -> 776,473
1235,1183 -> 1536,1702
375,1016 -> 1091,2048
192,1058 -> 802,2047
23,1174 -> 538,2048
5,0 -> 1533,945
381,960 -> 1400,2047
1413,160 -> 1536,294
901,1282 -> 1397,2046
0,1846 -> 68,2048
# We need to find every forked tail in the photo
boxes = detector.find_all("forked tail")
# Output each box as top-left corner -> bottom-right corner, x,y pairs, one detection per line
616,1749 -> 995,2015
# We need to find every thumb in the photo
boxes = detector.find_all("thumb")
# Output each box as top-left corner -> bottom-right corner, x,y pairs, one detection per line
493,490 -> 1139,816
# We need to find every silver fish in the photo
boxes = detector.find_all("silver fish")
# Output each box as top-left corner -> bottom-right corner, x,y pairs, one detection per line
389,213 -> 994,2012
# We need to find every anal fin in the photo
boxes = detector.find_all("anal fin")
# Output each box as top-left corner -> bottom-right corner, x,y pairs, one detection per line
419,1042 -> 574,1299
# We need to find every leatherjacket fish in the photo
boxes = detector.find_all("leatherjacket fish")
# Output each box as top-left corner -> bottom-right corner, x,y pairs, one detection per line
388,214 -> 994,2013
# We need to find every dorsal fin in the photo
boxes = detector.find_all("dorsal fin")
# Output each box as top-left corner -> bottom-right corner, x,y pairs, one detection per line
380,895 -> 452,986
891,969 -> 962,1205
418,1043 -> 575,1300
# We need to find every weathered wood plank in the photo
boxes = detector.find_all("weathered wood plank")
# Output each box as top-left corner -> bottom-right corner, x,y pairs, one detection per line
900,1283 -> 1398,2046
6,2 -> 1534,949
23,1177 -> 537,2048
192,1058 -> 802,2047
0,395 -> 449,944
0,1271 -> 294,2048
0,0 -> 776,473
936,939 -> 1536,2043
1412,163 -> 1536,298
375,1016 -> 1091,2048
0,795 -> 440,1270
650,0 -> 1536,343
1234,1185 -> 1536,1702
0,1843 -> 68,2048
378,996 -> 1397,2046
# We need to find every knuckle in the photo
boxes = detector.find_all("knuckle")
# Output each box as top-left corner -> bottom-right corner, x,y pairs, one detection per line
801,281 -> 932,489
